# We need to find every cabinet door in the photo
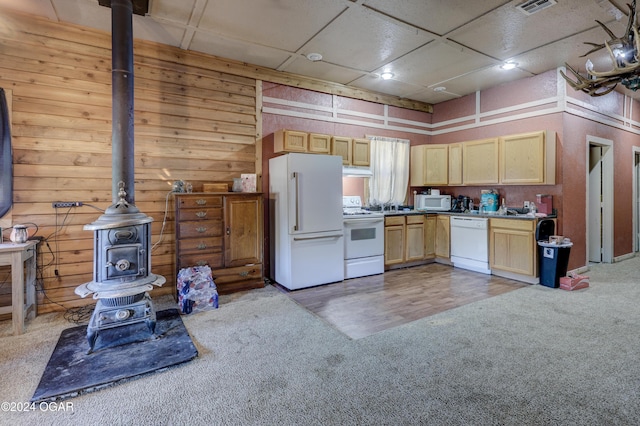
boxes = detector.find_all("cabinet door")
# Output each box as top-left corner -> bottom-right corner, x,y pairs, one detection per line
448,143 -> 463,185
352,138 -> 370,166
424,144 -> 448,185
331,136 -> 352,165
462,138 -> 499,185
435,215 -> 450,258
224,195 -> 262,267
406,220 -> 425,262
274,130 -> 308,153
410,145 -> 426,186
384,224 -> 405,266
308,133 -> 331,154
499,131 -> 545,184
424,216 -> 436,258
490,228 -> 534,275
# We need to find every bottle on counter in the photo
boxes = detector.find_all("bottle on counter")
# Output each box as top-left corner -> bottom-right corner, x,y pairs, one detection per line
498,198 -> 507,215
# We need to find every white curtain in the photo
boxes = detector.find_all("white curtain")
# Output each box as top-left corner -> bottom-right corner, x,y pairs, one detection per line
368,136 -> 410,207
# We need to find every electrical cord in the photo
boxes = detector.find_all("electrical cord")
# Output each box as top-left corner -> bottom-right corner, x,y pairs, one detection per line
152,190 -> 173,252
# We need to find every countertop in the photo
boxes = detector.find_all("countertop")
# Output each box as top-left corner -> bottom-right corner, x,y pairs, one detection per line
381,210 -> 556,220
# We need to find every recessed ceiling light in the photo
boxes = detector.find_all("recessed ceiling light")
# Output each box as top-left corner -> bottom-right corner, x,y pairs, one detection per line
433,86 -> 447,92
306,52 -> 323,62
380,72 -> 394,80
501,61 -> 518,70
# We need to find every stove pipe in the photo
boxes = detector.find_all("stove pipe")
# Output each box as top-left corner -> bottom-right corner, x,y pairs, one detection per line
111,0 -> 135,207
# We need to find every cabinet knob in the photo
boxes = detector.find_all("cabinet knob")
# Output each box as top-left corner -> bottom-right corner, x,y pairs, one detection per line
197,243 -> 207,250
239,270 -> 249,277
196,199 -> 207,205
226,226 -> 230,235
197,260 -> 207,266
196,227 -> 207,233
196,211 -> 207,218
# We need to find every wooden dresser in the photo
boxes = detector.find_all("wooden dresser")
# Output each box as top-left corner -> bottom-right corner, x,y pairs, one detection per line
174,192 -> 264,295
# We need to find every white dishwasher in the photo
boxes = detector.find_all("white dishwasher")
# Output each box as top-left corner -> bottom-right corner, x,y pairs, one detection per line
450,216 -> 491,275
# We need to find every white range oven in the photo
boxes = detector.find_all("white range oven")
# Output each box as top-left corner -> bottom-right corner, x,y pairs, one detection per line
342,196 -> 385,279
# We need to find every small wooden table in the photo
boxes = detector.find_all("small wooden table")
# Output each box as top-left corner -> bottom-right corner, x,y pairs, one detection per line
0,241 -> 38,335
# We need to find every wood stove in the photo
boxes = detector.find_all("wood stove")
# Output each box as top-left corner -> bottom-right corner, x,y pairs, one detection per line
74,0 -> 165,353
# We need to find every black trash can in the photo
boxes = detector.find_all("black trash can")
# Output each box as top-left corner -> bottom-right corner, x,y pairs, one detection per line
535,219 -> 571,288
537,241 -> 572,288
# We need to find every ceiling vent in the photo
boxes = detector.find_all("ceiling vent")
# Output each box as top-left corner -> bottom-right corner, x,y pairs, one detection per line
516,0 -> 557,16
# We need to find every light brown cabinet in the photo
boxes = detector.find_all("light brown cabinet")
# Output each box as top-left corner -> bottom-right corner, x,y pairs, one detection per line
448,143 -> 463,185
352,138 -> 371,166
274,129 -> 308,153
462,138 -> 499,185
435,215 -> 450,259
331,136 -> 352,165
489,218 -> 536,278
405,215 -> 426,262
175,193 -> 263,294
384,214 -> 434,269
308,133 -> 331,154
410,144 -> 448,186
424,216 -> 436,258
384,216 -> 405,266
499,130 -> 555,185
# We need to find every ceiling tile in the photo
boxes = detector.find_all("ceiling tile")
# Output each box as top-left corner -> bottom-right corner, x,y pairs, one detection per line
189,30 -> 292,69
362,0 -> 510,36
149,0 -> 198,25
196,0 -> 348,52
302,7 -> 436,72
449,0 -> 628,60
282,57 -> 367,86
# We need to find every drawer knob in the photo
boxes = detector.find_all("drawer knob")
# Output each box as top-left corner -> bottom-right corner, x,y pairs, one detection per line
239,270 -> 249,277
196,227 -> 207,233
196,211 -> 207,218
196,199 -> 207,205
197,260 -> 207,266
197,243 -> 207,250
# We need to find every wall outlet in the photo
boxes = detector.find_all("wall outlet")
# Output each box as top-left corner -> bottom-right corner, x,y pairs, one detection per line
524,201 -> 531,209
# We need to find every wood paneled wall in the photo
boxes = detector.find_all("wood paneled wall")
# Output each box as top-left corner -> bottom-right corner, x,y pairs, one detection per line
0,10 -> 258,313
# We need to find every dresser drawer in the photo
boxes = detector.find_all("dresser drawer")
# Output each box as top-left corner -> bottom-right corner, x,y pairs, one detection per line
177,236 -> 223,254
178,220 -> 222,238
178,252 -> 224,270
177,195 -> 223,209
177,207 -> 222,222
211,263 -> 263,284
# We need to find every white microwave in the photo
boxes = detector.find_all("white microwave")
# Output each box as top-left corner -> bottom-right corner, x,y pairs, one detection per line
415,194 -> 451,212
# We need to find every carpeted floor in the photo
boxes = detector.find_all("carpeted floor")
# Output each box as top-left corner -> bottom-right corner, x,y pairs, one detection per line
1,258 -> 639,425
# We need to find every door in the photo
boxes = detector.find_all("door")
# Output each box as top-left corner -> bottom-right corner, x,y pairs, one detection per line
587,138 -> 613,263
224,195 -> 262,267
288,153 -> 343,234
635,149 -> 640,252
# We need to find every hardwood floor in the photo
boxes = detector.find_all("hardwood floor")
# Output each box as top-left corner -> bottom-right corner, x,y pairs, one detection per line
280,263 -> 527,339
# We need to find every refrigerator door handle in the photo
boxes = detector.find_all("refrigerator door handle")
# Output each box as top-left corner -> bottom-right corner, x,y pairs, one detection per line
292,171 -> 299,232
293,233 -> 343,241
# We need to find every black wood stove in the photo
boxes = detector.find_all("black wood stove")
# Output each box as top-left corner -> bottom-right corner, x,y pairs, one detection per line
75,0 -> 165,353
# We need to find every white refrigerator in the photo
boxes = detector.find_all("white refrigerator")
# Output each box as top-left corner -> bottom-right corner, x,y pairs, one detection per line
269,153 -> 344,290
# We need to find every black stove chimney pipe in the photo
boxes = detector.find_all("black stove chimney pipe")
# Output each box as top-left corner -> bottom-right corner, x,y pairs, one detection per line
110,0 -> 135,206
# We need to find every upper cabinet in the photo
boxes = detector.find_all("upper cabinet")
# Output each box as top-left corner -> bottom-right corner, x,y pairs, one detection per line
499,130 -> 555,185
410,144 -> 448,186
273,130 -> 370,168
274,129 -> 308,153
462,138 -> 500,185
332,136 -> 352,165
352,138 -> 371,166
308,133 -> 331,154
410,131 -> 555,187
448,143 -> 463,186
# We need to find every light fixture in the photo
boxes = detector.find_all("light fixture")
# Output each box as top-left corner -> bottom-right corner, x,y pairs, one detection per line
561,0 -> 640,96
500,61 -> 518,70
433,86 -> 446,92
306,52 -> 323,62
380,71 -> 394,80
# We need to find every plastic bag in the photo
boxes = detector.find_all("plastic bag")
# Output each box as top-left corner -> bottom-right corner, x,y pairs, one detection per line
177,265 -> 219,314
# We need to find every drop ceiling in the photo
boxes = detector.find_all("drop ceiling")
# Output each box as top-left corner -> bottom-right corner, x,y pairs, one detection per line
0,0 -> 637,105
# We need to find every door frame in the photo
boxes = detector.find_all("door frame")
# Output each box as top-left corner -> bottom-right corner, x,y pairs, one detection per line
586,135 -> 614,264
633,147 -> 640,252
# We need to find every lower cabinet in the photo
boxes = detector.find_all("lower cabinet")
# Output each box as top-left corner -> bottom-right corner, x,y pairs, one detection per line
175,192 -> 264,295
435,215 -> 450,260
489,218 -> 536,279
384,214 -> 434,269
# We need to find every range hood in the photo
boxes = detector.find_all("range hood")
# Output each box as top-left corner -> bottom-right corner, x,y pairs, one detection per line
342,166 -> 373,177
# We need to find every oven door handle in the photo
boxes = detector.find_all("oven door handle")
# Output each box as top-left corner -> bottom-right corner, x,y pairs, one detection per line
344,218 -> 384,225
293,233 -> 343,241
